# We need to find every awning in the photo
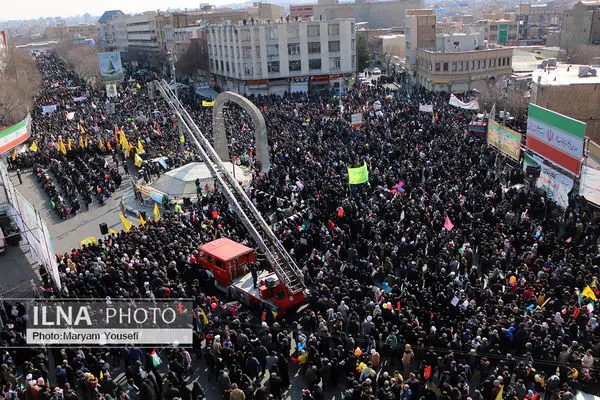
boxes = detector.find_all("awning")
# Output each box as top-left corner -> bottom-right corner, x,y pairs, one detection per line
195,87 -> 219,99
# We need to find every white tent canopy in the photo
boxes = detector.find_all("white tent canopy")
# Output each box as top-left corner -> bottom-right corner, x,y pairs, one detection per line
148,162 -> 251,197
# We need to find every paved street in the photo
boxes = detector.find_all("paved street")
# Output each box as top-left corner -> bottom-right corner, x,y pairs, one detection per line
0,242 -> 41,299
6,165 -> 131,255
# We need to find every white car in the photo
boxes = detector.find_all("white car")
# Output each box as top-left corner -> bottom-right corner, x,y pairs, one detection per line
372,68 -> 382,75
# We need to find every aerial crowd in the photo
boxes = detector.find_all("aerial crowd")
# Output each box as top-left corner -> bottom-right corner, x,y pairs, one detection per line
1,51 -> 600,400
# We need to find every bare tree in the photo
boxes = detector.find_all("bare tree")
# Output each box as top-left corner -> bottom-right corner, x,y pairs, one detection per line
0,48 -> 41,127
175,42 -> 210,78
54,40 -> 101,82
478,79 -> 529,130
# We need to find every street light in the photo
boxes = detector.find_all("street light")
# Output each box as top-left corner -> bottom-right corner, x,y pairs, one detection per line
167,50 -> 177,98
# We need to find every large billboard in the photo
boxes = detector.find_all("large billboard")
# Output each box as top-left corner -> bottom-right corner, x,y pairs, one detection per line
580,165 -> 600,206
526,103 -> 586,176
98,51 -> 123,81
487,120 -> 522,161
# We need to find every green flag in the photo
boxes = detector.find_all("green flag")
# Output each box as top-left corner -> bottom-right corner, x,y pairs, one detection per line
348,161 -> 369,185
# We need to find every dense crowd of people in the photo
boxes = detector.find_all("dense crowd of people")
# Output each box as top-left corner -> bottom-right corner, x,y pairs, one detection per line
2,50 -> 600,400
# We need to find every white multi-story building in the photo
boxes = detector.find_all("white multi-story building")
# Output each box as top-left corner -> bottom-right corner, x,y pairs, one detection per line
207,18 -> 356,95
126,12 -> 159,53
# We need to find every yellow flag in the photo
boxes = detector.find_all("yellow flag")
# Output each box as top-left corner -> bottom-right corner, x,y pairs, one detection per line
202,100 -> 215,107
99,139 -> 104,149
200,310 -> 208,325
119,213 -> 132,232
348,161 -> 369,185
79,123 -> 85,134
11,148 -> 16,160
136,82 -> 141,89
582,285 -> 598,301
58,138 -> 67,155
67,138 -> 72,151
119,129 -> 126,146
29,141 -> 38,152
139,213 -> 146,227
84,136 -> 89,148
134,153 -> 143,167
79,136 -> 84,148
495,386 -> 503,400
179,134 -> 185,143
99,370 -> 103,380
109,228 -> 118,236
153,203 -> 161,221
137,140 -> 145,154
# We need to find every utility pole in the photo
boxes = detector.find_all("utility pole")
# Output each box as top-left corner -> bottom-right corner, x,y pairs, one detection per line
11,47 -> 20,88
168,50 -> 177,98
502,77 -> 509,127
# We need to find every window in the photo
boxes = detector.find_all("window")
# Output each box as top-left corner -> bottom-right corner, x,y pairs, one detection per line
507,56 -> 511,65
308,42 -> 321,54
482,59 -> 486,69
266,44 -> 279,57
490,34 -> 497,41
328,23 -> 339,36
267,60 -> 280,73
210,59 -> 214,70
268,27 -> 277,40
244,63 -> 253,75
256,45 -> 261,57
490,25 -> 498,31
352,39 -> 355,52
443,63 -> 448,72
435,63 -> 441,72
428,63 -> 432,71
493,58 -> 496,67
308,25 -> 320,37
329,40 -> 340,52
498,58 -> 501,67
230,46 -> 234,57
330,57 -> 341,69
472,60 -> 475,70
458,62 -> 463,71
289,60 -> 301,71
242,46 -> 252,59
256,63 -> 262,75
288,26 -> 299,38
309,58 -> 321,70
452,62 -> 457,72
477,60 -> 481,69
226,61 -> 230,72
232,63 -> 235,73
288,43 -> 301,56
241,30 -> 251,41
220,60 -> 224,70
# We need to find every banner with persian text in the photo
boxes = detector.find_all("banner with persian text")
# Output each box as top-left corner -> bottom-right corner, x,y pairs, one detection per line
487,120 -> 522,161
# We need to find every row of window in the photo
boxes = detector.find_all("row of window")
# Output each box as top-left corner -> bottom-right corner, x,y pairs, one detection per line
209,57 -> 342,74
217,23 -> 342,42
211,40 -> 344,58
426,56 -> 511,73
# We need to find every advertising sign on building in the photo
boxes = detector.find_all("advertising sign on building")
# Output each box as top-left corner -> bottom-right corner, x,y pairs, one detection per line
526,103 -> 586,176
487,120 -> 522,161
98,52 -> 124,81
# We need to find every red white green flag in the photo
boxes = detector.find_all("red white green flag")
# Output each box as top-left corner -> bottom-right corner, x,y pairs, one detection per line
0,115 -> 31,155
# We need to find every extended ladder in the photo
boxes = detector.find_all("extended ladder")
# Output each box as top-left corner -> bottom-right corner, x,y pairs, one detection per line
156,81 -> 306,295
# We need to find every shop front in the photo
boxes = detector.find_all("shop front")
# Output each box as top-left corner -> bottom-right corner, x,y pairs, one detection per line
268,79 -> 289,96
309,75 -> 330,92
245,80 -> 268,97
290,76 -> 309,94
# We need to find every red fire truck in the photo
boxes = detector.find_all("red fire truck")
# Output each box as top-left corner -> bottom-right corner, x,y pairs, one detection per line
198,238 -> 306,314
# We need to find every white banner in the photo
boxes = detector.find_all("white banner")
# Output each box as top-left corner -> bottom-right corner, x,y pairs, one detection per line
106,84 -> 117,98
41,104 -> 57,114
537,163 -> 573,209
449,94 -> 480,110
72,96 -> 87,102
580,165 -> 600,206
351,113 -> 363,128
419,103 -> 433,113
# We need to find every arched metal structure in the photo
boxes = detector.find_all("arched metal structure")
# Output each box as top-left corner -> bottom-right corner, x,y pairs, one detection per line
212,91 -> 271,173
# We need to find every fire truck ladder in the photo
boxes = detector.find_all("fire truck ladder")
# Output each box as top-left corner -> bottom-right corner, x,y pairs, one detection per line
156,80 -> 306,295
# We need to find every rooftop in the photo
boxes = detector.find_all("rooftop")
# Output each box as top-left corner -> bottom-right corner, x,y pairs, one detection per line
532,63 -> 600,85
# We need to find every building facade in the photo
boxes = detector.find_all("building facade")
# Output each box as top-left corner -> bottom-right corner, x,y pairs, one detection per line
530,64 -> 600,142
126,13 -> 159,53
207,18 -> 356,95
45,24 -> 98,41
290,5 -> 315,21
478,19 -> 519,45
405,9 -> 436,66
416,47 -> 514,92
560,1 -> 600,49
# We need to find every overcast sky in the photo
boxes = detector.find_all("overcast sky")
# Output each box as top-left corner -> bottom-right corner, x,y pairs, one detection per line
3,0 -> 252,21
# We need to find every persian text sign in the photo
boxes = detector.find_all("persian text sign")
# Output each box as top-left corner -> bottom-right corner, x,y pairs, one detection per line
487,120 -> 522,161
526,104 -> 586,176
580,165 -> 600,206
26,299 -> 193,346
536,163 -> 573,209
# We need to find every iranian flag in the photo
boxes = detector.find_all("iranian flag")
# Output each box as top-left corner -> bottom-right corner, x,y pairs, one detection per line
0,115 -> 31,155
150,349 -> 162,367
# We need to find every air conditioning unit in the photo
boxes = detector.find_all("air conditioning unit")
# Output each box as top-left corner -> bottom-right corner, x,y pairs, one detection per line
592,68 -> 598,77
579,65 -> 592,77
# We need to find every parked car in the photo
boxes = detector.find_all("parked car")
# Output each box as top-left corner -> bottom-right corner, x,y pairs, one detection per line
372,67 -> 382,75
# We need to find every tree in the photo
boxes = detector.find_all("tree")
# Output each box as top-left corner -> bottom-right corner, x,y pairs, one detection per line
0,48 -> 41,127
175,42 -> 209,78
356,34 -> 373,73
54,40 -> 101,82
478,78 -> 529,131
